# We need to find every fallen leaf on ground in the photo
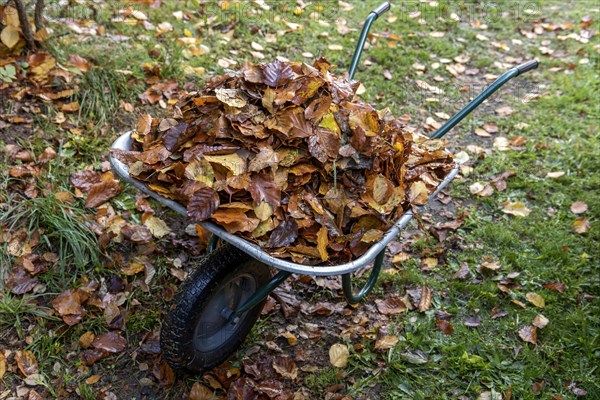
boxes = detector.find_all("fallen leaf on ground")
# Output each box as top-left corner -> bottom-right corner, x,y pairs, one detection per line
543,281 -> 565,293
189,382 -> 214,400
532,314 -> 549,329
572,217 -> 590,234
92,332 -> 127,353
518,325 -> 537,344
526,292 -> 545,308
375,296 -> 407,315
15,350 -> 38,376
502,201 -> 531,217
329,343 -> 349,368
374,335 -> 399,350
570,201 -> 588,214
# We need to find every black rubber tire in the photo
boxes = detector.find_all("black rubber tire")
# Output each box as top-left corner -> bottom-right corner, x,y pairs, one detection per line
160,244 -> 270,372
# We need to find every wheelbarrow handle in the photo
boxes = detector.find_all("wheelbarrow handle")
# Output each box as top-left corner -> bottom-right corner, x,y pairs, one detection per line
372,1 -> 391,17
430,59 -> 539,139
348,2 -> 391,80
516,59 -> 539,75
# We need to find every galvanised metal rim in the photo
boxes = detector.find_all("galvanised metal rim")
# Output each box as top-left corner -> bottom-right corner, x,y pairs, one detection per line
110,131 -> 459,276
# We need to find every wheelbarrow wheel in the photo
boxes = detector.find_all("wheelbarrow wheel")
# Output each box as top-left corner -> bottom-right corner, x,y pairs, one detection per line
160,244 -> 270,372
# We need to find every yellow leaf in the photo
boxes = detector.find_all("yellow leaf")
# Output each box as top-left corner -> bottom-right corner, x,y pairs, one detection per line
143,215 -> 171,238
317,227 -> 329,262
184,158 -> 214,187
203,153 -> 246,176
532,314 -> 549,329
408,181 -> 428,205
254,201 -> 272,221
526,292 -> 545,308
374,335 -> 399,350
502,201 -> 531,217
572,217 -> 590,234
0,352 -> 6,379
1,25 -> 20,49
329,343 -> 349,368
121,262 -> 145,276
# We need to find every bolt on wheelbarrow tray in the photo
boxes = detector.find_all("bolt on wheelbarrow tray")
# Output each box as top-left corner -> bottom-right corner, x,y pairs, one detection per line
108,1 -> 538,372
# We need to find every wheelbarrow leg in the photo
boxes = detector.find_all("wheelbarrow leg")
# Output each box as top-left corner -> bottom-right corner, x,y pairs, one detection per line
226,270 -> 292,319
342,249 -> 385,305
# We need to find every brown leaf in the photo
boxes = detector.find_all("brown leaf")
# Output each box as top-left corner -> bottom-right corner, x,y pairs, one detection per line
518,325 -> 537,345
15,350 -> 38,376
435,319 -> 454,335
267,219 -> 298,248
418,286 -> 432,312
375,296 -> 407,315
272,356 -> 298,380
189,382 -> 214,400
79,331 -> 96,348
248,173 -> 281,207
263,59 -> 295,87
85,174 -> 123,208
92,332 -> 127,354
0,353 -> 6,379
543,281 -> 565,293
52,288 -> 88,325
316,226 -> 329,262
187,187 -> 220,221
307,127 -> 340,163
69,55 -> 91,72
374,335 -> 399,350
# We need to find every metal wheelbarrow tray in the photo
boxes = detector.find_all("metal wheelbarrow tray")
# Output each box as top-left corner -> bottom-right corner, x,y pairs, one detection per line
109,2 -> 538,372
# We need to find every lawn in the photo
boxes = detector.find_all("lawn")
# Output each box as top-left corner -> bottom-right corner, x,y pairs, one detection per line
1,0 -> 598,399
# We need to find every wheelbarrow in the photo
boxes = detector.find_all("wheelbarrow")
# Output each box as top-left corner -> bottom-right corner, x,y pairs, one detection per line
109,2 -> 538,372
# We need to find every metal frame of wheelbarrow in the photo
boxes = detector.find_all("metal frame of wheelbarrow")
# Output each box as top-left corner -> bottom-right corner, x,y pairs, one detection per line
109,1 -> 538,318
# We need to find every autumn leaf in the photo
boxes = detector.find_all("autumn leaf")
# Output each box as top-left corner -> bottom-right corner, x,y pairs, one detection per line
572,217 -> 590,234
329,343 -> 349,368
375,335 -> 399,350
92,332 -> 127,353
375,296 -> 407,315
15,350 -> 38,376
418,286 -> 432,312
526,292 -> 546,308
189,382 -> 214,400
532,314 -> 549,329
272,356 -> 298,380
263,59 -> 295,87
187,187 -> 220,222
518,325 -> 537,345
435,319 -> 454,335
502,201 -> 531,217
267,218 -> 298,248
85,173 -> 123,208
570,201 -> 588,214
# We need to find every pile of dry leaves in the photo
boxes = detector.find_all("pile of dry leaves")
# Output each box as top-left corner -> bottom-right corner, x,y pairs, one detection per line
114,58 -> 454,264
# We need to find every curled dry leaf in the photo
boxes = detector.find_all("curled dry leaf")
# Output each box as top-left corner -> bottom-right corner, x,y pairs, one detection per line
418,286 -> 432,312
329,343 -> 349,368
543,281 -> 565,293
